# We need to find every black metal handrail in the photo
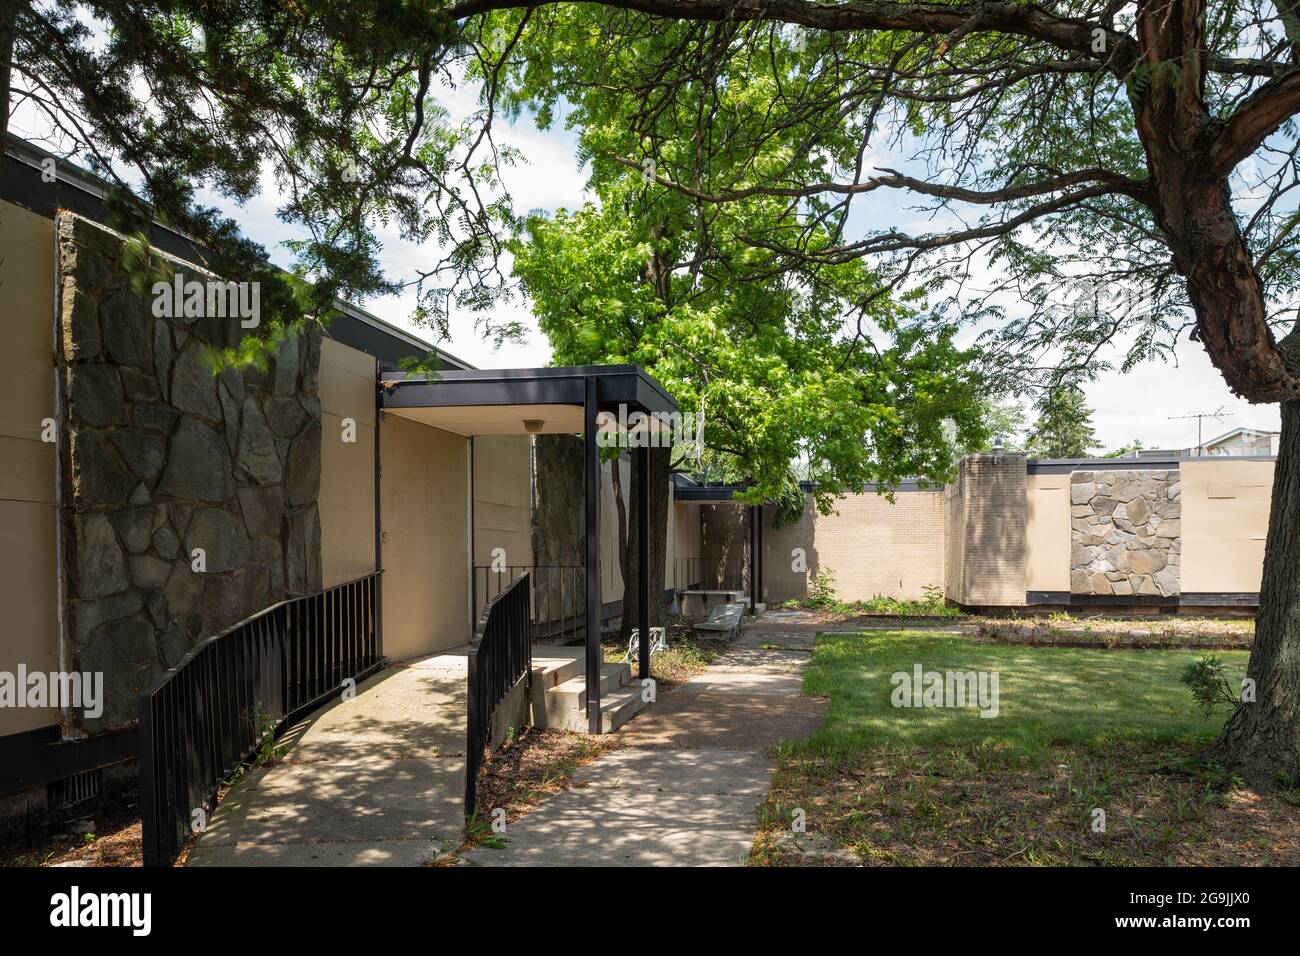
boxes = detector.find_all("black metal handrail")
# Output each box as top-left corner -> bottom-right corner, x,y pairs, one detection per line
466,571 -> 531,818
138,572 -> 381,867
474,564 -> 583,643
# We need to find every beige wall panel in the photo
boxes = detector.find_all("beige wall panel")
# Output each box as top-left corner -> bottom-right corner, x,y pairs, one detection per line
670,499 -> 703,589
320,411 -> 376,588
0,202 -> 55,442
472,435 -> 531,569
0,435 -> 55,504
763,492 -> 945,602
1181,459 -> 1273,593
0,201 -> 58,736
0,501 -> 60,734
319,339 -> 378,588
319,337 -> 376,426
380,416 -> 469,658
1025,474 -> 1071,592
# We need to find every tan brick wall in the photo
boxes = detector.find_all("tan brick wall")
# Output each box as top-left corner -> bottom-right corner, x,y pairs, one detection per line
944,454 -> 1027,606
761,491 -> 946,602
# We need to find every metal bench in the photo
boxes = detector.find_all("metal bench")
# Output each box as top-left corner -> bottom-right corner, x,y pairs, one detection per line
692,601 -> 745,641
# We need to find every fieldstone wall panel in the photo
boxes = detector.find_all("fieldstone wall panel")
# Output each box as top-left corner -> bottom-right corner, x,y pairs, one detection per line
55,213 -> 322,733
1068,469 -> 1180,597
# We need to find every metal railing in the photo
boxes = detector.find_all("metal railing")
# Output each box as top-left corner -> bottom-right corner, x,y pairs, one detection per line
466,571 -> 532,818
474,564 -> 584,643
138,573 -> 381,867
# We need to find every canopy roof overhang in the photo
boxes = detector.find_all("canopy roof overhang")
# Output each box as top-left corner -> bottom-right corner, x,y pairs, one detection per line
379,364 -> 677,436
377,363 -> 677,735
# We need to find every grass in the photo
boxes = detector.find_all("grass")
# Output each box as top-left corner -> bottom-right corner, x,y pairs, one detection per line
751,630 -> 1300,866
781,595 -> 962,619
801,630 -> 1245,755
600,629 -> 727,690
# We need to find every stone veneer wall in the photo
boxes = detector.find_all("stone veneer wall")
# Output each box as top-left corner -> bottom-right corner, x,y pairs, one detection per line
55,213 -> 322,733
1069,469 -> 1180,597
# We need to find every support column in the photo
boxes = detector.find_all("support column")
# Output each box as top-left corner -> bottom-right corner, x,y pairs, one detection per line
374,361 -> 384,657
637,444 -> 651,681
756,502 -> 764,611
584,378 -> 602,734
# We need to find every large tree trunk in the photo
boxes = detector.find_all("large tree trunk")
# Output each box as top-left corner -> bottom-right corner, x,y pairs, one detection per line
620,446 -> 671,641
1218,400 -> 1300,784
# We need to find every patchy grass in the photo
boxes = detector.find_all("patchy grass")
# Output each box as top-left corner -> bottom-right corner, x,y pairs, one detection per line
976,613 -> 1253,650
781,595 -> 962,620
751,630 -> 1299,866
601,628 -> 727,691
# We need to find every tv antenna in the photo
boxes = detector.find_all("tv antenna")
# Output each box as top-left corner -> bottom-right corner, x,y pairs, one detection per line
1168,407 -> 1227,456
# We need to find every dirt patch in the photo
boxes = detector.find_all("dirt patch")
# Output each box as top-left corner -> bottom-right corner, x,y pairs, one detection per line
751,741 -> 1300,867
472,727 -> 620,826
976,615 -> 1254,650
2,789 -> 145,868
601,626 -> 728,691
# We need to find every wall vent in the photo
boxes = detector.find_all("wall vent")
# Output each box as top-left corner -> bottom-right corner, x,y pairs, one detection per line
47,769 -> 102,809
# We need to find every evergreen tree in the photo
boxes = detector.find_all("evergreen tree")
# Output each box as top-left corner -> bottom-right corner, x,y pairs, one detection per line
1025,387 -> 1098,459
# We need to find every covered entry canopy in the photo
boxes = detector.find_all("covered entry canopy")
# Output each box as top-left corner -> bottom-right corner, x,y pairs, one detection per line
378,364 -> 679,734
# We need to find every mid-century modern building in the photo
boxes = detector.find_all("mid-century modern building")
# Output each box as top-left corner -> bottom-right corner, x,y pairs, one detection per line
0,133 -> 1280,834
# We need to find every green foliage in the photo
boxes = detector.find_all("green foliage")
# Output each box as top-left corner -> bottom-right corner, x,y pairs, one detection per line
1181,655 -> 1241,718
808,567 -> 838,608
1025,387 -> 1099,458
247,706 -> 287,764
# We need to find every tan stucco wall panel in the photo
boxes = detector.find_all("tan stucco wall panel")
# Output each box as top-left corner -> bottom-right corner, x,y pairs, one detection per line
1025,474 -> 1071,592
380,415 -> 469,658
0,200 -> 58,736
319,339 -> 377,589
1180,459 -> 1272,593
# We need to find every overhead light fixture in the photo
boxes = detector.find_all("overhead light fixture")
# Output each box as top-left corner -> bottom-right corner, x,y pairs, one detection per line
523,419 -> 545,434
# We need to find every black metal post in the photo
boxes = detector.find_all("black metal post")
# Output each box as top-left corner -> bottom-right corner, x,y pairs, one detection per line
756,502 -> 764,611
749,503 -> 758,613
584,377 -> 602,733
374,360 -> 383,656
637,443 -> 650,681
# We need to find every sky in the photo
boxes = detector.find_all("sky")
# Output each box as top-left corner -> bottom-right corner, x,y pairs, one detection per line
9,60 -> 1282,454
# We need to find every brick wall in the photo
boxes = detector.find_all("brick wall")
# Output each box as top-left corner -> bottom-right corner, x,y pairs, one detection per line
944,454 -> 1028,606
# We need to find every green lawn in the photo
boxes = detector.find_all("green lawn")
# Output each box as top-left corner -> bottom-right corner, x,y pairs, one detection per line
751,631 -> 1293,866
800,630 -> 1247,757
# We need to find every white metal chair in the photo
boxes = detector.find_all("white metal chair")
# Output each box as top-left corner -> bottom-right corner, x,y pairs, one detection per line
625,626 -> 668,665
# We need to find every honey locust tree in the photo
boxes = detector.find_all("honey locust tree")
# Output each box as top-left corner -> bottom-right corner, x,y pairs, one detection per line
511,172 -> 986,637
440,0 -> 1300,782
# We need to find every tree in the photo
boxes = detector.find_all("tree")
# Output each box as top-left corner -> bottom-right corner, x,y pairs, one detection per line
1,0 -> 524,357
512,173 -> 986,640
1026,386 -> 1099,458
965,396 -> 1028,453
1105,439 -> 1148,458
442,0 -> 1300,783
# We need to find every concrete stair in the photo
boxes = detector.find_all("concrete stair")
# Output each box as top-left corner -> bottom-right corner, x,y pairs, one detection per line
529,646 -> 652,734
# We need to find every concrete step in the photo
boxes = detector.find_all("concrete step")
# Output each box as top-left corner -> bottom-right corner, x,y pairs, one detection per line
550,683 -> 652,734
544,663 -> 629,716
598,684 -> 652,733
531,653 -> 584,690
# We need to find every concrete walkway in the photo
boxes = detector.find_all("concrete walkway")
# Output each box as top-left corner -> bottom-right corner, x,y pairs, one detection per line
462,610 -> 829,867
187,651 -> 471,866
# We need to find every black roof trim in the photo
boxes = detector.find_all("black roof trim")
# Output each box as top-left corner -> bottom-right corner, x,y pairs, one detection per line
381,364 -> 677,414
2,133 -> 470,373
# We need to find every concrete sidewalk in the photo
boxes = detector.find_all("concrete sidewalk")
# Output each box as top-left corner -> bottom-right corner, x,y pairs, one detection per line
463,610 -> 829,867
187,652 -> 471,867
